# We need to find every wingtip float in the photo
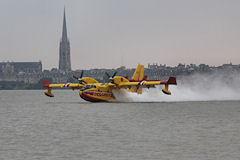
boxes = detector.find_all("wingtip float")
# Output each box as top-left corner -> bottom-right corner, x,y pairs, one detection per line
43,64 -> 177,102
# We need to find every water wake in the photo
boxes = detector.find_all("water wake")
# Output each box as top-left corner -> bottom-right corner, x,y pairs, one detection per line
112,72 -> 240,102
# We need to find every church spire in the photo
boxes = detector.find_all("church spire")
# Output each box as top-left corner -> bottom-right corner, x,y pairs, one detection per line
62,7 -> 68,42
59,8 -> 71,73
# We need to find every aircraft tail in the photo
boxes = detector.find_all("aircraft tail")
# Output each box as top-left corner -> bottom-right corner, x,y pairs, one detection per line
129,64 -> 145,94
131,64 -> 144,81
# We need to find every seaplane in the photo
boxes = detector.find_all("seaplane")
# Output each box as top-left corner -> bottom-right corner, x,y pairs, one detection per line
43,64 -> 177,102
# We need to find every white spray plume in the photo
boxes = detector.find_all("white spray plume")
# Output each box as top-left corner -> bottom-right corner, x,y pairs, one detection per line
112,72 -> 240,102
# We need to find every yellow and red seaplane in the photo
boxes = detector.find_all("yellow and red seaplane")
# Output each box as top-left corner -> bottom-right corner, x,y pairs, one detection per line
43,64 -> 177,102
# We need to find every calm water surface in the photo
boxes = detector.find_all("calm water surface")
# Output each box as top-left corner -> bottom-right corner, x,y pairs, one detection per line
0,90 -> 240,160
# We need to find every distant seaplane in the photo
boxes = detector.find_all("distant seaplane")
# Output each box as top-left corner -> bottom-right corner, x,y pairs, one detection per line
43,64 -> 177,102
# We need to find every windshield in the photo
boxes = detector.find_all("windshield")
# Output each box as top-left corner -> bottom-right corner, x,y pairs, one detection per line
80,85 -> 96,91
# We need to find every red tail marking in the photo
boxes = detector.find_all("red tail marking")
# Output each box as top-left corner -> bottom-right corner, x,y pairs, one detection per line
167,77 -> 177,85
160,77 -> 177,85
43,80 -> 51,87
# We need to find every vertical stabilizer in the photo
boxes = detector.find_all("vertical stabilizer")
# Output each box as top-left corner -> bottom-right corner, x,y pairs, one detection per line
131,64 -> 144,81
129,64 -> 145,94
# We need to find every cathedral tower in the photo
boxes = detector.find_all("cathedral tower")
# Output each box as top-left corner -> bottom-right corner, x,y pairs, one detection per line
59,9 -> 71,72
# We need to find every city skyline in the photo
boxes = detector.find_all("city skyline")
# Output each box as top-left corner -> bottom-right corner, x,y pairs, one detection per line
0,0 -> 240,69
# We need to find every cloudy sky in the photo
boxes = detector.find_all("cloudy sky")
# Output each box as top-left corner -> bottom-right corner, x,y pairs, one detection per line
0,0 -> 240,69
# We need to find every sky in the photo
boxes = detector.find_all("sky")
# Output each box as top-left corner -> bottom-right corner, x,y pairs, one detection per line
0,0 -> 240,70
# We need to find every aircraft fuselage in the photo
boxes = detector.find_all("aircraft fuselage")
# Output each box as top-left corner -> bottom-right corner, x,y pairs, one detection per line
79,84 -> 115,102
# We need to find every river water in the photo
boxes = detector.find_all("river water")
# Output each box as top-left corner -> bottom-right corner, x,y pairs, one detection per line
0,90 -> 240,160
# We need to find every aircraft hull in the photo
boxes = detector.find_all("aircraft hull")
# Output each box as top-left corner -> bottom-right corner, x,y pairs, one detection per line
79,91 -> 114,102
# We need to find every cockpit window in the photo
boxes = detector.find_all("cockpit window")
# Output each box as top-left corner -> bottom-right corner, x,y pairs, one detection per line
80,85 -> 96,91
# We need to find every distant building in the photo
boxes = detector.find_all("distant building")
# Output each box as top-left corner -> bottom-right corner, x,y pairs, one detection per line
0,62 -> 42,74
59,8 -> 71,72
0,61 -> 42,84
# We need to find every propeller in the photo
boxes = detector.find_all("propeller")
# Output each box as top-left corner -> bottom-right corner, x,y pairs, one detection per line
105,71 -> 117,83
73,70 -> 86,84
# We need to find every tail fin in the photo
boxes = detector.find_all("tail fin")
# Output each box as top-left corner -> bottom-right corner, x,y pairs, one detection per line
131,64 -> 144,81
128,64 -> 144,94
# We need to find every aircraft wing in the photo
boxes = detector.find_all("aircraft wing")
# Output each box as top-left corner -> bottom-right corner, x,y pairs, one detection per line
112,77 -> 177,95
46,83 -> 83,88
118,81 -> 161,88
43,80 -> 83,97
43,80 -> 83,88
121,77 -> 176,87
